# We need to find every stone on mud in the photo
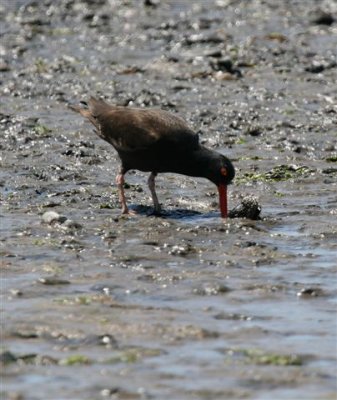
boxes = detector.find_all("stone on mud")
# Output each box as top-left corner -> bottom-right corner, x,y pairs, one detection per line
229,196 -> 261,220
42,211 -> 67,224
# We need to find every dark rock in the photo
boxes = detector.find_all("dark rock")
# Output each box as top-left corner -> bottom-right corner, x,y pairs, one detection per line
305,63 -> 325,74
313,11 -> 335,26
185,33 -> 224,45
144,0 -> 159,7
244,126 -> 262,136
211,58 -> 233,72
0,351 -> 17,365
297,287 -> 325,297
322,167 -> 337,174
210,57 -> 242,77
205,50 -> 223,58
229,196 -> 261,220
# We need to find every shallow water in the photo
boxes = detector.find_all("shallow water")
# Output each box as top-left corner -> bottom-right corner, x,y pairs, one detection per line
1,1 -> 337,399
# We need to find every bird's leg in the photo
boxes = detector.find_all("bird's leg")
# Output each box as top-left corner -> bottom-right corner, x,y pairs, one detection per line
116,172 -> 129,214
148,172 -> 161,214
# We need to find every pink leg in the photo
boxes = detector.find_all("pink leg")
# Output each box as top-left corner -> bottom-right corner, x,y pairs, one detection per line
116,173 -> 129,214
148,172 -> 161,214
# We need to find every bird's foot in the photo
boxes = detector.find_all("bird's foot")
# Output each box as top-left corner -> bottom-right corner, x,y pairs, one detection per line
121,207 -> 137,216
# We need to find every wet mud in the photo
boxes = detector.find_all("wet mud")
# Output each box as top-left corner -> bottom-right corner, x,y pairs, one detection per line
1,1 -> 337,399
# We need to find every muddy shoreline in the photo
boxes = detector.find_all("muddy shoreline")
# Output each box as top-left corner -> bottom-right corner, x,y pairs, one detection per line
1,1 -> 337,399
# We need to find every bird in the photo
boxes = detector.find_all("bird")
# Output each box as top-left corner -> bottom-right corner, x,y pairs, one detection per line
69,96 -> 235,217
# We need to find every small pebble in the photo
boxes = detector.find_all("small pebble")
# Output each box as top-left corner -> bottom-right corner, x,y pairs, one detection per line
42,211 -> 67,224
61,219 -> 83,229
10,289 -> 23,297
297,287 -> 324,298
100,388 -> 120,397
0,61 -> 10,72
38,277 -> 71,285
193,283 -> 231,296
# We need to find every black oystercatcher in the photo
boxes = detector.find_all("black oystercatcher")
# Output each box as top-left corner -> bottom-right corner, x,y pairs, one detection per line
70,97 -> 235,217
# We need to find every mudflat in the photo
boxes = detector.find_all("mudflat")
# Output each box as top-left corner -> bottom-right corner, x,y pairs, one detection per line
1,1 -> 336,399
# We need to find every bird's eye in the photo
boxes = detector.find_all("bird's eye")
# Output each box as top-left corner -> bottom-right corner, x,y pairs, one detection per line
220,167 -> 227,176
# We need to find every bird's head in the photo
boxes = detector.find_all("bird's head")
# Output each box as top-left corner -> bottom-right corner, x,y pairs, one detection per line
215,155 -> 235,186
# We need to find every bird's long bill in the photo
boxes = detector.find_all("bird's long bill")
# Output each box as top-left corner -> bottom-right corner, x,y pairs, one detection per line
218,184 -> 228,218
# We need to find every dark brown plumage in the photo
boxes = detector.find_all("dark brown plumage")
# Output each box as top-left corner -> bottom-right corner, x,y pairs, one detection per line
70,96 -> 235,217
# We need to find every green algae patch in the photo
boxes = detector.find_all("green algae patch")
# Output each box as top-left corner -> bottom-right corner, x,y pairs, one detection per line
235,137 -> 247,145
244,349 -> 302,366
59,355 -> 91,366
54,294 -> 123,307
54,295 -> 92,306
107,349 -> 139,364
236,164 -> 313,184
105,347 -> 162,365
34,124 -> 52,136
265,32 -> 288,42
34,58 -> 49,74
32,238 -> 60,247
230,348 -> 303,366
99,203 -> 114,209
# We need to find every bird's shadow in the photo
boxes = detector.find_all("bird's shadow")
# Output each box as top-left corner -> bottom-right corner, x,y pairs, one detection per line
130,204 -> 219,220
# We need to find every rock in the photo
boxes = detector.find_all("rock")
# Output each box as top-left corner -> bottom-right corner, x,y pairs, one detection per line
265,32 -> 288,42
211,57 -> 233,72
0,61 -> 10,72
313,11 -> 335,26
244,126 -> 263,136
9,289 -> 23,296
144,0 -> 159,6
0,351 -> 17,365
213,71 -> 237,81
297,287 -> 325,297
205,50 -> 223,58
193,282 -> 231,296
42,211 -> 67,224
210,57 -> 242,77
229,196 -> 261,220
38,277 -> 71,285
305,62 -> 325,74
169,243 -> 197,256
61,219 -> 83,230
322,167 -> 337,175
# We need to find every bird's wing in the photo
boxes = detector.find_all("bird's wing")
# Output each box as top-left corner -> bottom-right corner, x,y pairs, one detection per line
70,97 -> 199,152
97,107 -> 200,152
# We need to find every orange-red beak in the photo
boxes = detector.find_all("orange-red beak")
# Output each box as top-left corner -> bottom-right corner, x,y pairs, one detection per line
218,184 -> 228,218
